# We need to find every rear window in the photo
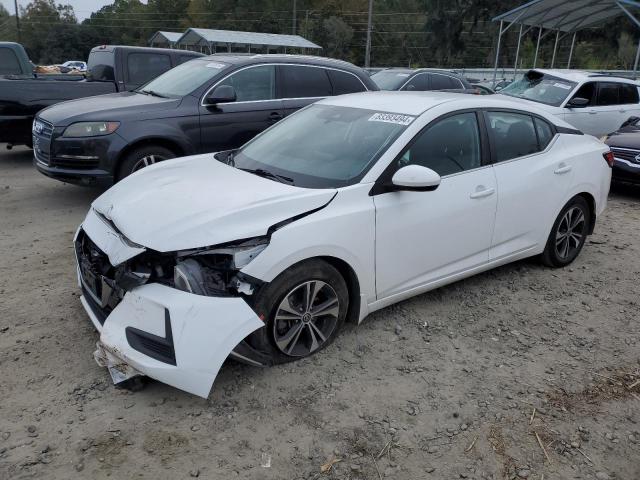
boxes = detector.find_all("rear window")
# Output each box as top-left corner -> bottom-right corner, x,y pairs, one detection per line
127,53 -> 172,86
327,69 -> 366,95
0,47 -> 22,75
280,65 -> 332,98
619,83 -> 639,104
430,74 -> 460,90
88,50 -> 115,81
500,71 -> 577,107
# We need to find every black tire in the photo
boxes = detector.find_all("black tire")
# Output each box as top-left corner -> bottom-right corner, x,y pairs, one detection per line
249,259 -> 349,365
117,145 -> 175,181
541,196 -> 591,268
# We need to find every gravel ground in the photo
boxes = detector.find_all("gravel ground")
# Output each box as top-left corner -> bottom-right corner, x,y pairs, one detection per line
1,145 -> 639,480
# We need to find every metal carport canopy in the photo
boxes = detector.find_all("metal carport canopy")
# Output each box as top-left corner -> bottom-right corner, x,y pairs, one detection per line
149,31 -> 182,46
491,0 -> 640,84
176,28 -> 322,52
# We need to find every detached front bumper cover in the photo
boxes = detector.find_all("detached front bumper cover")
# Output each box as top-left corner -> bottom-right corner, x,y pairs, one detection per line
81,282 -> 264,398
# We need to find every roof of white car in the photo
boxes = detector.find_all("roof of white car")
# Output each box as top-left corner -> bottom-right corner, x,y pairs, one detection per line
532,69 -> 638,85
318,91 -> 558,117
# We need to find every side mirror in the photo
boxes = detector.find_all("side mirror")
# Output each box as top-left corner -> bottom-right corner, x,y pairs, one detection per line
390,165 -> 441,192
204,85 -> 236,105
567,97 -> 589,108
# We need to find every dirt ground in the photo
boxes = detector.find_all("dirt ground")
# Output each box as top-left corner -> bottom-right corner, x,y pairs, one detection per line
0,145 -> 639,480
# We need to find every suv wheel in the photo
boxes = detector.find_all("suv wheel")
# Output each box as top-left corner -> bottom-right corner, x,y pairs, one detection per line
117,145 -> 175,181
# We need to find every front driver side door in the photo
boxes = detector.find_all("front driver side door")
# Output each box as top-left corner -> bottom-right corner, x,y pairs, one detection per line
373,111 -> 498,300
198,64 -> 284,153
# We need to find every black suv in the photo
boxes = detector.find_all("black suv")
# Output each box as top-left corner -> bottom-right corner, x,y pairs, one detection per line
371,68 -> 473,92
34,54 -> 377,186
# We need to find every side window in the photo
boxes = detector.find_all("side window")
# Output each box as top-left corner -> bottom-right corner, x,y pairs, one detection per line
486,111 -> 539,162
399,112 -> 481,176
534,118 -> 555,150
401,73 -> 427,91
571,82 -> 596,106
0,48 -> 22,75
327,69 -> 366,94
596,82 -> 620,106
619,83 -> 639,104
280,65 -> 332,98
430,74 -> 457,90
217,65 -> 275,102
127,53 -> 171,85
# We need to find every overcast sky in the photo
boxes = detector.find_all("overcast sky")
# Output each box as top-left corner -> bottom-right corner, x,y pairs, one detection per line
1,1 -> 141,21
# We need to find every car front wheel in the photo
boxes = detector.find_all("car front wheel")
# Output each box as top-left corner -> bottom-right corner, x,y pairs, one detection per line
250,259 -> 349,364
541,196 -> 591,268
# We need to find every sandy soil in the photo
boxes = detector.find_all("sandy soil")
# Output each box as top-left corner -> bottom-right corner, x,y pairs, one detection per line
0,145 -> 639,480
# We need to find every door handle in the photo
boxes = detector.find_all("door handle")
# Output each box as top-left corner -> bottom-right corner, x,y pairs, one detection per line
469,187 -> 495,199
554,164 -> 572,174
588,110 -> 598,115
269,112 -> 283,121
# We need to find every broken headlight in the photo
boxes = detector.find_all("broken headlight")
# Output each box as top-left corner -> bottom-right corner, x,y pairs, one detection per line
173,238 -> 268,296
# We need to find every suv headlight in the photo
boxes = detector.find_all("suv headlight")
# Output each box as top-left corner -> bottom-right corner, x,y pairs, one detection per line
63,121 -> 120,138
173,238 -> 268,295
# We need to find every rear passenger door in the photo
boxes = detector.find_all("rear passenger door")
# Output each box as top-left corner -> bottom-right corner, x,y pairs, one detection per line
487,111 -> 572,260
278,64 -> 333,117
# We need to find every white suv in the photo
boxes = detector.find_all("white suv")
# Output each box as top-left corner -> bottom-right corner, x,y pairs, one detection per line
498,69 -> 640,138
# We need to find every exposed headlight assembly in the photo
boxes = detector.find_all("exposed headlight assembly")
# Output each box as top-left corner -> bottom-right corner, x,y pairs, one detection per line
63,121 -> 120,138
173,238 -> 268,296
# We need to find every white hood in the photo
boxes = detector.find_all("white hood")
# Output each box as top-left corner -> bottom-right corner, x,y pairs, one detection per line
91,154 -> 336,252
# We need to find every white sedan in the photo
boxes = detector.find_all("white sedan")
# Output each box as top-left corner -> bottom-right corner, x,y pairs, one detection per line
75,92 -> 612,397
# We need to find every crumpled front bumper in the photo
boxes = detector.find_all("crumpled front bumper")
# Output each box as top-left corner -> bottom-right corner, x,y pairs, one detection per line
79,281 -> 264,398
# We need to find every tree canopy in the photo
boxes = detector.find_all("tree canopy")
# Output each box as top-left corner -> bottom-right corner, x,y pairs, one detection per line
0,0 -> 637,70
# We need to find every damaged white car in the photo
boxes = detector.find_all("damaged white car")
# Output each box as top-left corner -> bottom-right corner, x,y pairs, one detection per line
75,92 -> 612,397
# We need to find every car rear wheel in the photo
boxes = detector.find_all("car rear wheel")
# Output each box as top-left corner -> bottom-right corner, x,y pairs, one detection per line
250,259 -> 349,365
117,145 -> 175,181
541,196 -> 591,268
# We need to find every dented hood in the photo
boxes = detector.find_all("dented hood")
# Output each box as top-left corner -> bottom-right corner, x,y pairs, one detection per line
91,154 -> 336,252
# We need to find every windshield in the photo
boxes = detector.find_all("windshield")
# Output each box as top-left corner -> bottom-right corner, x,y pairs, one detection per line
228,104 -> 414,188
500,71 -> 577,106
371,70 -> 413,90
138,59 -> 230,98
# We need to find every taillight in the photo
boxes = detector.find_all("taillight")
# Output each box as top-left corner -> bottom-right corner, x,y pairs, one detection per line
603,151 -> 614,168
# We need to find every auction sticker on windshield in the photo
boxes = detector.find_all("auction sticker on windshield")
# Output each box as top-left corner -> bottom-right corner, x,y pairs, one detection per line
368,113 -> 415,126
206,62 -> 226,69
553,82 -> 572,90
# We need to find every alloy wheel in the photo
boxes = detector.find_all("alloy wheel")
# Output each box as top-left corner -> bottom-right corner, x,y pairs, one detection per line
555,206 -> 586,260
273,280 -> 340,357
131,154 -> 166,172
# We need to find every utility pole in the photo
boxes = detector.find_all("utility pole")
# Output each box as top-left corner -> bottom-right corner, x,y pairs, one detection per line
364,0 -> 373,67
14,0 -> 21,43
292,0 -> 297,35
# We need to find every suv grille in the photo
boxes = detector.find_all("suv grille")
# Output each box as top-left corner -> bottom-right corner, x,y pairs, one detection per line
611,147 -> 640,164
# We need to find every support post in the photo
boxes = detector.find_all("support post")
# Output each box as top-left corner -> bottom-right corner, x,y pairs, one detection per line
567,31 -> 577,68
634,37 -> 640,77
533,26 -> 542,68
14,0 -> 21,43
365,0 -> 374,68
551,30 -> 560,67
492,20 -> 504,87
513,24 -> 523,79
292,0 -> 297,35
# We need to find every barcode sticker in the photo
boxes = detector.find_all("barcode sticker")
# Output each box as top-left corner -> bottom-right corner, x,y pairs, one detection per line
368,113 -> 415,126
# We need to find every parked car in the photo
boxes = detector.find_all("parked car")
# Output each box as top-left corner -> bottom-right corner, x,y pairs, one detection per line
74,91 -> 612,397
498,69 -> 640,138
603,116 -> 640,184
1,45 -> 203,147
59,61 -> 88,73
371,68 -> 474,92
472,84 -> 494,95
34,54 -> 377,186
